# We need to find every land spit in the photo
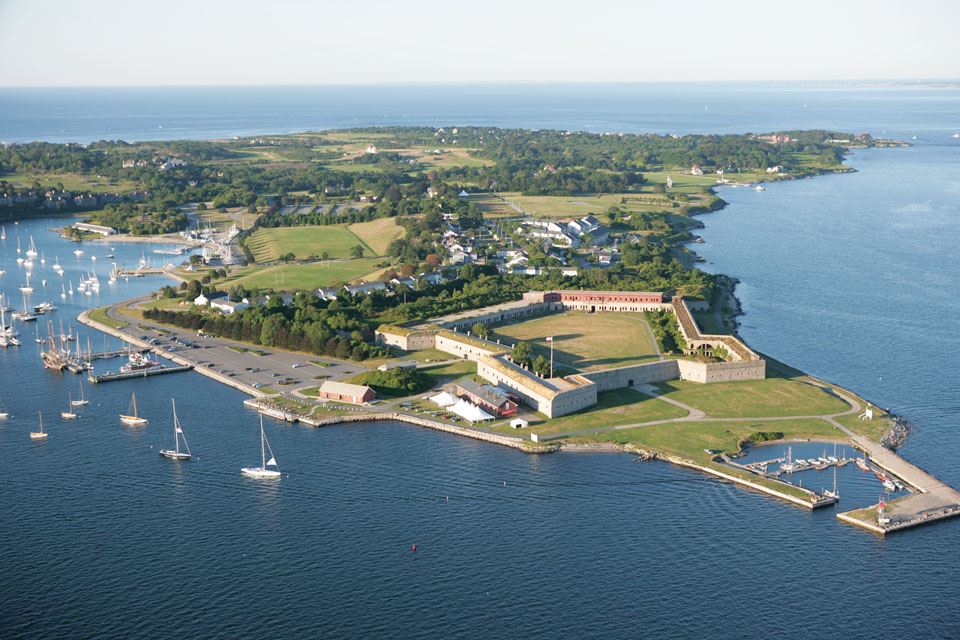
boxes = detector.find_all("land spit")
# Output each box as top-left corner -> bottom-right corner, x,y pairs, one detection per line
78,303 -> 959,532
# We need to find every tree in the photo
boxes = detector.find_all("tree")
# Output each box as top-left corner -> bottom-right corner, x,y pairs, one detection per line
511,341 -> 532,368
532,354 -> 550,378
350,244 -> 365,259
471,322 -> 489,339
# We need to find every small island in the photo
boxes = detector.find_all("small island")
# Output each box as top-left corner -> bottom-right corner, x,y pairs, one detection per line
6,125 -> 949,535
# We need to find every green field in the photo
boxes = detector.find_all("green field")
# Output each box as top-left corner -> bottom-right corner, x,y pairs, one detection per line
88,306 -> 127,329
652,378 -> 851,418
491,389 -> 688,436
245,225 -> 373,262
3,172 -> 140,193
491,311 -> 660,371
348,217 -> 405,255
214,259 -> 382,291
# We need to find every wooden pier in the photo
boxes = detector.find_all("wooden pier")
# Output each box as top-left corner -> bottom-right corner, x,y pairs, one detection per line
88,364 -> 193,383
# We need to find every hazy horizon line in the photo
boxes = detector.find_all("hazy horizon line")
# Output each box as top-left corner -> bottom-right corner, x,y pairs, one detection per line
2,78 -> 959,90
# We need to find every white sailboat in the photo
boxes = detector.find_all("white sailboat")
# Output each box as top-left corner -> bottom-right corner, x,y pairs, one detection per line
159,399 -> 191,460
29,410 -> 48,439
0,397 -> 9,419
0,225 -> 5,241
61,394 -> 78,420
71,379 -> 89,406
19,273 -> 33,293
119,392 -> 148,426
60,284 -> 66,300
241,415 -> 281,479
26,236 -> 38,258
40,251 -> 46,265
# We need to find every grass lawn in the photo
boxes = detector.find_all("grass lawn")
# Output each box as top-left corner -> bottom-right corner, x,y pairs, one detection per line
576,417 -> 844,501
419,360 -> 477,388
835,411 -> 893,442
347,218 -> 405,255
491,389 -> 688,436
4,172 -> 140,193
139,297 -> 188,312
490,311 -> 659,371
88,306 -> 127,329
651,378 -> 851,418
213,259 -> 382,291
245,225 -> 373,262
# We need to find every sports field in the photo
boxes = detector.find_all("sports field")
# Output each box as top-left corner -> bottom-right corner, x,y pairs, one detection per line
245,225 -> 373,262
213,258 -> 382,291
490,311 -> 661,371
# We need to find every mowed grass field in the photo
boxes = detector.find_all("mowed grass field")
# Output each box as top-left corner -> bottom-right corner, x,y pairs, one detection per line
348,217 -> 405,255
651,378 -> 851,418
214,259 -> 382,291
491,389 -> 688,435
245,225 -> 373,262
490,311 -> 660,371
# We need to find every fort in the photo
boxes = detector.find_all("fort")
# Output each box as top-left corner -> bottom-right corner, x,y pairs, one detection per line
376,290 -> 766,418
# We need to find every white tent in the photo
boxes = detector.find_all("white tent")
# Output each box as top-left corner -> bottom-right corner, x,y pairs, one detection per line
429,391 -> 458,408
448,399 -> 494,423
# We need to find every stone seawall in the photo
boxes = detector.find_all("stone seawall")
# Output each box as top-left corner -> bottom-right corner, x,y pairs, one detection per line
242,401 -> 551,453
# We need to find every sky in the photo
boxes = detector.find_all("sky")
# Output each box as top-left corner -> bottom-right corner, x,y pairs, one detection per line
1,0 -> 958,86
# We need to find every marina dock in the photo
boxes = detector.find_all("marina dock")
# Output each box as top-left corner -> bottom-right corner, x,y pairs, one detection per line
835,430 -> 960,534
88,364 -> 193,383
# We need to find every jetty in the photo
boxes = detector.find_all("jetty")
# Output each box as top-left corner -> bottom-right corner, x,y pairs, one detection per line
835,429 -> 960,534
88,364 -> 193,384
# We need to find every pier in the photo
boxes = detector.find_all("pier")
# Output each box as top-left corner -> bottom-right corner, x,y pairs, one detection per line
835,428 -> 960,534
88,364 -> 193,383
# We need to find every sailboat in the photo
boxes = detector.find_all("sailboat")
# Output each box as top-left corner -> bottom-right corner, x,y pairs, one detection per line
60,284 -> 66,300
241,415 -> 281,479
19,273 -> 33,293
119,392 -> 148,425
159,399 -> 191,460
0,225 -> 5,241
29,410 -> 48,439
61,394 -> 78,420
71,379 -> 89,406
0,399 -> 9,419
26,236 -> 38,258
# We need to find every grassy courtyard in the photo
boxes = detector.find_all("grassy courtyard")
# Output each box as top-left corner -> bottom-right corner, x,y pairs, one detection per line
490,311 -> 660,372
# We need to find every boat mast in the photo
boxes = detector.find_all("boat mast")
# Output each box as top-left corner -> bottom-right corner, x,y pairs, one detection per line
260,415 -> 266,470
171,399 -> 178,454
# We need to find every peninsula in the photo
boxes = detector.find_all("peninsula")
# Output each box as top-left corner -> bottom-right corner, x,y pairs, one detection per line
6,126 -> 946,535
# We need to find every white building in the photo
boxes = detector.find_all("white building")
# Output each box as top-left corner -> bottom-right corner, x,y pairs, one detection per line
210,298 -> 249,314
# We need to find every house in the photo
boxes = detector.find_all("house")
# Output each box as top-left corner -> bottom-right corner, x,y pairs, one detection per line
193,291 -> 227,306
454,379 -> 518,417
566,215 -> 608,245
390,276 -> 417,289
766,165 -> 783,174
510,418 -> 529,429
210,298 -> 249,314
317,286 -> 341,301
690,165 -> 704,176
344,281 -> 387,296
426,187 -> 438,198
521,220 -> 579,248
365,144 -> 378,154
317,380 -> 375,405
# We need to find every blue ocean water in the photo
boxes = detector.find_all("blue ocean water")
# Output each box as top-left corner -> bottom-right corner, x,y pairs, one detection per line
0,85 -> 959,638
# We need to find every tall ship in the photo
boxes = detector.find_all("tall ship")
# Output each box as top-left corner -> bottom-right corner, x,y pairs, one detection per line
121,351 -> 159,373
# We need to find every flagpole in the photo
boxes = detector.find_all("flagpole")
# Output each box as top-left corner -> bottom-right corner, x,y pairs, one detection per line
549,336 -> 554,378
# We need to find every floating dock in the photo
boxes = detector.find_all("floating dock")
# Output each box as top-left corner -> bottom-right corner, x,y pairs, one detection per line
88,364 -> 193,383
